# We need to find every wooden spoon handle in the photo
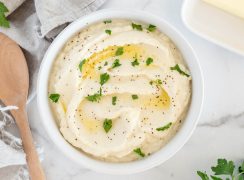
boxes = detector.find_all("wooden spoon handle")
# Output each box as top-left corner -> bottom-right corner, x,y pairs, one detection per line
11,105 -> 46,180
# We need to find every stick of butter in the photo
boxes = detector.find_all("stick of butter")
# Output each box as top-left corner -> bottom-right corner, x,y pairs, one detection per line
202,0 -> 244,19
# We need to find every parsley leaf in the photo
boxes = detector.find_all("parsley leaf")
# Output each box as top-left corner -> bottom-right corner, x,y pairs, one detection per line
103,118 -> 112,133
79,59 -> 86,72
104,61 -> 108,66
112,96 -> 117,105
132,23 -> 143,31
131,59 -> 139,66
132,94 -> 138,100
49,94 -> 60,103
0,2 -> 10,28
147,24 -> 156,32
133,148 -> 145,157
112,59 -> 121,68
239,162 -> 244,174
197,159 -> 244,180
210,176 -> 223,180
86,93 -> 101,102
100,73 -> 110,85
150,79 -> 162,85
146,57 -> 153,66
211,159 -> 235,176
115,47 -> 124,56
156,122 -> 172,131
103,20 -> 112,24
105,29 -> 111,35
170,64 -> 190,77
197,171 -> 210,180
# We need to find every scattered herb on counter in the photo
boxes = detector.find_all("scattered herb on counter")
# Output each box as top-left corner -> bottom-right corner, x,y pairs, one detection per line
111,59 -> 121,68
133,148 -> 145,157
132,23 -> 142,31
86,93 -> 101,102
112,96 -> 117,105
132,94 -> 138,100
103,118 -> 112,133
100,73 -> 110,85
103,20 -> 112,24
197,159 -> 244,180
105,29 -> 112,35
115,47 -> 124,56
156,122 -> 172,131
131,59 -> 139,67
49,93 -> 60,103
79,59 -> 86,72
146,57 -> 153,66
0,2 -> 10,28
147,24 -> 156,32
170,64 -> 190,77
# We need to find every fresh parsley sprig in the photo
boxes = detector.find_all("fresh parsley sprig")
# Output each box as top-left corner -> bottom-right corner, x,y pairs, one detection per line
103,118 -> 112,133
100,73 -> 110,85
197,159 -> 244,180
0,2 -> 10,28
133,148 -> 145,157
49,93 -> 60,103
79,59 -> 86,72
170,64 -> 190,77
132,23 -> 142,31
105,29 -> 111,35
156,122 -> 172,131
147,24 -> 156,32
111,59 -> 121,68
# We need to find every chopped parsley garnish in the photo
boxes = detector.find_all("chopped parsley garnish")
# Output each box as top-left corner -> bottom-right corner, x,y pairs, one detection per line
111,59 -> 121,68
79,59 -> 86,72
98,66 -> 102,70
99,87 -> 102,96
115,47 -> 124,56
49,94 -> 60,103
133,148 -> 145,157
103,20 -> 112,24
112,96 -> 117,105
104,61 -> 108,66
132,23 -> 142,31
150,79 -> 162,85
105,29 -> 112,35
86,93 -> 101,102
103,119 -> 112,133
132,94 -> 138,100
131,59 -> 139,66
100,73 -> 110,85
0,2 -> 10,28
156,79 -> 162,85
170,64 -> 190,77
146,57 -> 153,66
156,122 -> 172,131
147,24 -> 156,32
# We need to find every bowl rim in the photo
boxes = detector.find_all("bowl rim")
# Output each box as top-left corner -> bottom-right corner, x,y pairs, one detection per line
37,9 -> 204,175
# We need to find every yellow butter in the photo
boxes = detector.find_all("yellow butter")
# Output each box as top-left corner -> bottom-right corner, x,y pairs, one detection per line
203,0 -> 244,19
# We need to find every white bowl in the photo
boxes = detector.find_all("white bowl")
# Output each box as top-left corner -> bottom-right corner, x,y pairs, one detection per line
37,9 -> 204,174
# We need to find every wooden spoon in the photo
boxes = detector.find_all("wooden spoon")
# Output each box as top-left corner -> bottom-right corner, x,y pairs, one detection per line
0,33 -> 45,180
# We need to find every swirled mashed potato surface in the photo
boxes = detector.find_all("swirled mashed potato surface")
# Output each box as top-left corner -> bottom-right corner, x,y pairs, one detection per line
48,19 -> 191,162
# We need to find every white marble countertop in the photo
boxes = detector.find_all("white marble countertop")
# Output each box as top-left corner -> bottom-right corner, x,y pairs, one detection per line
27,0 -> 244,179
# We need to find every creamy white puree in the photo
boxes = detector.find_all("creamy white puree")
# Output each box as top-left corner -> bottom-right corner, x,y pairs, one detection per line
49,19 -> 191,162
